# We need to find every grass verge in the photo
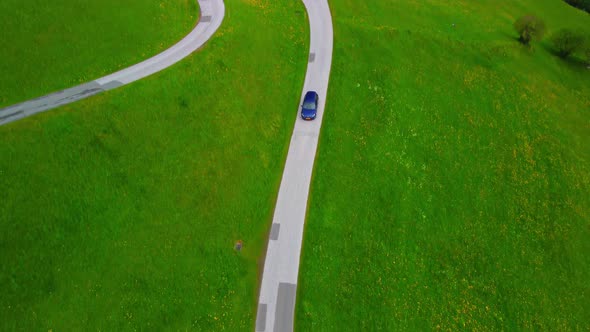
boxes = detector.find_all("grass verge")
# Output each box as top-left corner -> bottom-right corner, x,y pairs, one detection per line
296,0 -> 589,329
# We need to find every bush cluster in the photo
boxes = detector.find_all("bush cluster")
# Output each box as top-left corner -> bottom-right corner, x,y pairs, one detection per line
551,29 -> 586,58
514,15 -> 590,63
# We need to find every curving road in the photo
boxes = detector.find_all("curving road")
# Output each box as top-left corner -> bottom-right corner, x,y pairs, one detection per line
0,0 -> 224,126
256,0 -> 333,331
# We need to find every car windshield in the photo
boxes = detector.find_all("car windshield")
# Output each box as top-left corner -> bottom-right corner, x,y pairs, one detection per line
303,100 -> 315,109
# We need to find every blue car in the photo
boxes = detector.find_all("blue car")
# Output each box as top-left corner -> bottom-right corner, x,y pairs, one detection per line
301,91 -> 318,120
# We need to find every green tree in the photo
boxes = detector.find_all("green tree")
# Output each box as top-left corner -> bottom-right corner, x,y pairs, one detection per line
514,15 -> 546,46
551,29 -> 586,58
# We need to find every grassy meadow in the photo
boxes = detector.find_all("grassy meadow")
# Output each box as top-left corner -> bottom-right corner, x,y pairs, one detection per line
0,0 -> 308,329
0,0 -> 196,107
296,0 -> 590,330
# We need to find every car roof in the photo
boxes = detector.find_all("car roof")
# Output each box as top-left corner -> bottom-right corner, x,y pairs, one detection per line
304,91 -> 318,101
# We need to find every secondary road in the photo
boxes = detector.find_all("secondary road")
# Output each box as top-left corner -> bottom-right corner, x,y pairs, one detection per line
0,0 -> 224,126
256,0 -> 333,331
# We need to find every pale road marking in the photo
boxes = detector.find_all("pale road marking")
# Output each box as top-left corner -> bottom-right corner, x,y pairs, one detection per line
0,0 -> 225,126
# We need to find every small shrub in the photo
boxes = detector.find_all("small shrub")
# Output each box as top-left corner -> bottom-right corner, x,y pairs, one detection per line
551,29 -> 586,58
514,15 -> 547,46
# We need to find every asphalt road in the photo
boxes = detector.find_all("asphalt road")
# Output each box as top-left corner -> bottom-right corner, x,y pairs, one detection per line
256,0 -> 333,331
0,0 -> 224,126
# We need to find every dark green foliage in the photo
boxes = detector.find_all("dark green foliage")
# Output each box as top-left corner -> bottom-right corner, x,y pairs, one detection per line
514,15 -> 546,45
551,29 -> 586,58
564,0 -> 590,12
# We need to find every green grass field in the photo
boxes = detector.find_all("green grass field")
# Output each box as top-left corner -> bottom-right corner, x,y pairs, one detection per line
296,0 -> 590,330
0,0 -> 308,329
0,0 -> 196,107
2,0 -> 589,329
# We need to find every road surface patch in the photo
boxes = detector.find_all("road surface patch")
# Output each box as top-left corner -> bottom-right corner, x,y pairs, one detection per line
270,223 -> 281,240
274,283 -> 297,332
256,303 -> 267,331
